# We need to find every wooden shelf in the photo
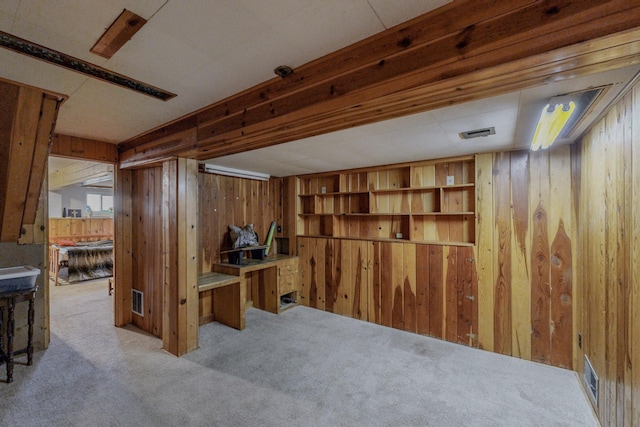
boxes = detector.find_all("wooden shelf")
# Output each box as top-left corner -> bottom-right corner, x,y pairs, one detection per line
412,211 -> 475,216
296,156 -> 476,244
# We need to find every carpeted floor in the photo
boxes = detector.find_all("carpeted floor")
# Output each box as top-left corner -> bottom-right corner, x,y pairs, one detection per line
1,280 -> 598,426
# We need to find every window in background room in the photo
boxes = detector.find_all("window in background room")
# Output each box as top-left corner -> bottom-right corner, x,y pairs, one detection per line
87,193 -> 114,216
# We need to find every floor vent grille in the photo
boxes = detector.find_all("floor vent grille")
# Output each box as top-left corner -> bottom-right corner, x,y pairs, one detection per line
584,355 -> 599,406
132,289 -> 144,317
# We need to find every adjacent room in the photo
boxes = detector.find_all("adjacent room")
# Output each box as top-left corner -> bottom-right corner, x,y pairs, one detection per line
47,157 -> 114,287
1,1 -> 639,426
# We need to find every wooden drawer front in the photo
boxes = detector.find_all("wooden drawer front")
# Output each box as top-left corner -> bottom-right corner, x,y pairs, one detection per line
278,258 -> 299,276
279,273 -> 298,295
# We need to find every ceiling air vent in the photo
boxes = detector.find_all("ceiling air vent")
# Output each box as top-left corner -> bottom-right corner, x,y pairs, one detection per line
459,127 -> 495,139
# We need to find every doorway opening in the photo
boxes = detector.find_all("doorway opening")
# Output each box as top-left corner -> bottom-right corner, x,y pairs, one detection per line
47,156 -> 115,318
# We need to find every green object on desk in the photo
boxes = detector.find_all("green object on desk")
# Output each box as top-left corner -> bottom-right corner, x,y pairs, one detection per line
264,221 -> 276,255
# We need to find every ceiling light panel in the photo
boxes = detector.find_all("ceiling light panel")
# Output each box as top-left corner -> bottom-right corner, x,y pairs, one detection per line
0,30 -> 175,100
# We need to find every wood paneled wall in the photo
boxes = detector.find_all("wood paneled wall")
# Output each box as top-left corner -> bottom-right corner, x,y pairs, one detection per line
130,167 -> 163,337
475,148 -> 576,370
48,218 -> 113,243
297,238 -> 479,347
0,79 -> 62,242
297,149 -> 576,369
198,173 -> 281,273
577,84 -> 640,426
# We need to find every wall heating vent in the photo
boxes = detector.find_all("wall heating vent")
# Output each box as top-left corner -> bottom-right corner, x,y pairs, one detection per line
132,289 -> 144,317
584,355 -> 599,406
459,127 -> 496,139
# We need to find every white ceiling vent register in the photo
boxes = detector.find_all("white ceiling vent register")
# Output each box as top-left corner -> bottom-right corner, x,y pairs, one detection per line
132,289 -> 144,317
459,127 -> 496,139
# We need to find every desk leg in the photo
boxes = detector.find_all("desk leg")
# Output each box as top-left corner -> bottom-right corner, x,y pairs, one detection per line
6,298 -> 15,383
27,293 -> 35,365
212,281 -> 245,330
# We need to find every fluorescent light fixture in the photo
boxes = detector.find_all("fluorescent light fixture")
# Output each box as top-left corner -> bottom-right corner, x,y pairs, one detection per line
81,173 -> 113,186
203,164 -> 270,181
531,99 -> 576,151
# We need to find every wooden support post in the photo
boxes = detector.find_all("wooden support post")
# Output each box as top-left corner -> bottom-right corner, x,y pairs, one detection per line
162,158 -> 198,356
114,168 -> 133,327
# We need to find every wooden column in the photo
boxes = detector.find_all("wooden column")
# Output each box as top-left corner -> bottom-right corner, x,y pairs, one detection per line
162,158 -> 198,356
114,167 -> 133,327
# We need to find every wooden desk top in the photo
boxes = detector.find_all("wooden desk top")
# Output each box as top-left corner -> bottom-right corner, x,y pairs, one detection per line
220,245 -> 268,254
215,254 -> 298,274
197,272 -> 241,292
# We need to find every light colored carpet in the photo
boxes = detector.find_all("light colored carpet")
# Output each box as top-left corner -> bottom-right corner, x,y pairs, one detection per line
1,280 -> 598,426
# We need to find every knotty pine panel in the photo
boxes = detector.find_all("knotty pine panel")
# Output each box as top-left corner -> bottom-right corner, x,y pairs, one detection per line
509,151 -> 531,361
297,237 -> 478,347
48,218 -> 114,243
474,149 -> 575,370
130,167 -> 163,338
198,173 -> 280,272
576,84 -> 640,426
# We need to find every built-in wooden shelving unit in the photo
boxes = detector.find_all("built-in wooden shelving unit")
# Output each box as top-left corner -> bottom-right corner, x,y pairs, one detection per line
296,155 -> 476,246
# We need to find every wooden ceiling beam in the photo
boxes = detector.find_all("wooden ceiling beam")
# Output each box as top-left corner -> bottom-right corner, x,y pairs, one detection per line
51,134 -> 119,163
191,30 -> 640,159
90,9 -> 147,59
119,0 -> 640,169
118,0 -> 532,154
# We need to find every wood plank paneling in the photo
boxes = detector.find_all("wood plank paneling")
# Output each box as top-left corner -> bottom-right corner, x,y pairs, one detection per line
428,245 -> 444,339
577,82 -> 640,426
351,240 -> 368,321
380,242 -> 393,327
22,97 -> 59,226
631,85 -> 640,427
445,246 -> 458,343
510,151 -> 530,360
297,237 -> 477,347
549,146 -> 573,370
114,168 -> 133,327
530,150 -> 551,366
0,82 -> 62,243
530,199 -> 551,364
415,244 -> 430,336
369,241 -> 381,324
403,243 -> 416,333
475,153 -> 494,351
1,87 -> 45,241
131,167 -> 163,337
48,218 -> 114,243
492,152 -> 512,356
198,173 -> 279,272
315,238 -> 327,310
457,246 -> 475,346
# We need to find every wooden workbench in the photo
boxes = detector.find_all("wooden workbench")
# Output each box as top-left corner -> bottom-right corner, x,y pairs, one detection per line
213,254 -> 299,315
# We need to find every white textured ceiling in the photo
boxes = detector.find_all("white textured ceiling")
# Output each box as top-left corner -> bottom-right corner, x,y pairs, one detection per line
1,1 -> 639,178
